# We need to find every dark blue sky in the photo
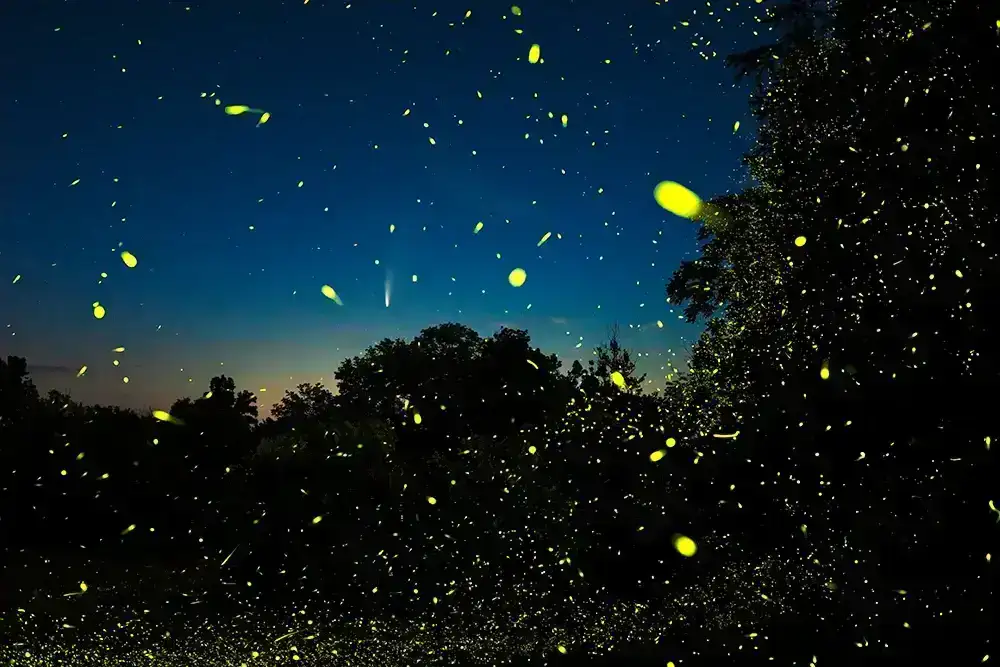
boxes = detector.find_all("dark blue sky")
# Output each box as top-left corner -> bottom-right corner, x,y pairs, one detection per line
0,0 -> 762,411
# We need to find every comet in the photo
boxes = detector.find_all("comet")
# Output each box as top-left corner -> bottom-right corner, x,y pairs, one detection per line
384,270 -> 393,308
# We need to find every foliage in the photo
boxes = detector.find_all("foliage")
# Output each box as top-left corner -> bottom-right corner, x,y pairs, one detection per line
666,0 -> 996,657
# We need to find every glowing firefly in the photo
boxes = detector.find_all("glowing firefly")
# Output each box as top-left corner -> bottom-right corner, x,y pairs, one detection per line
321,284 -> 343,305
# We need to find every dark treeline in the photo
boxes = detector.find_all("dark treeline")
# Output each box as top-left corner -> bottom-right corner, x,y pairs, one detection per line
1,0 -> 996,664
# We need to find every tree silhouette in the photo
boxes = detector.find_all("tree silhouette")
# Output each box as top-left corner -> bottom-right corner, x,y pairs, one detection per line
169,374 -> 258,427
725,0 -> 831,82
0,355 -> 39,426
270,382 -> 338,429
577,323 -> 647,395
333,322 -> 572,458
667,0 -> 997,658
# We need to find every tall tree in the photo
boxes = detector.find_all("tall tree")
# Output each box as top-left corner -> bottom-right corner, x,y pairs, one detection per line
667,0 -> 997,656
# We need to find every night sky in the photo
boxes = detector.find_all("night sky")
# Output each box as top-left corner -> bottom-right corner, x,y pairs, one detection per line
1,0 -> 760,412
